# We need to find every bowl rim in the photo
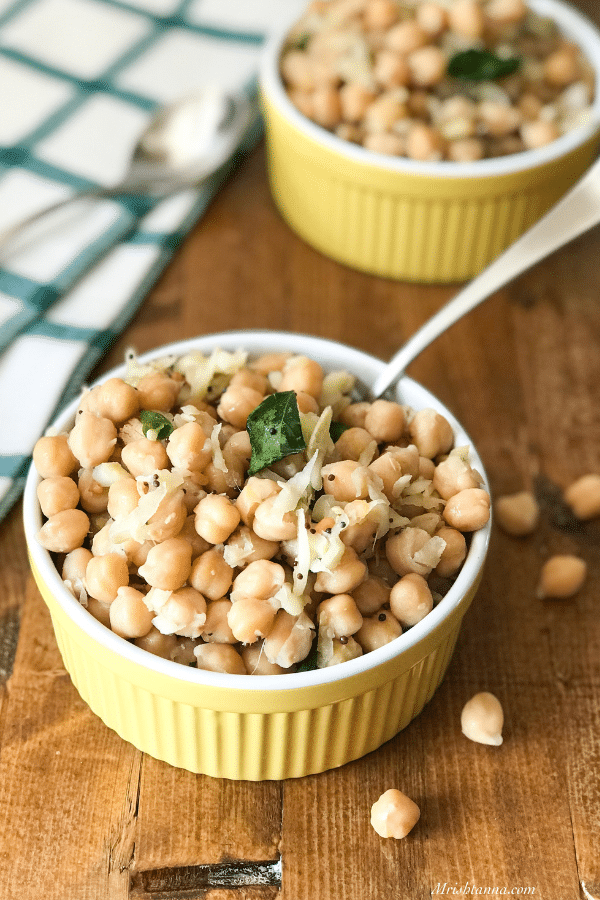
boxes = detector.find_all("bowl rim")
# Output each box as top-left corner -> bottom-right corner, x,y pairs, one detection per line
23,330 -> 491,693
259,0 -> 600,180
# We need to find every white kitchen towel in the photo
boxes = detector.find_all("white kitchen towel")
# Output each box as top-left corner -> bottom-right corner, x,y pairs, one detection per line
0,0 -> 304,522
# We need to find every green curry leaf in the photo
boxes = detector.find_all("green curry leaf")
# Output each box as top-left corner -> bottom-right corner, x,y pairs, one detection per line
329,420 -> 350,443
246,391 -> 306,476
140,410 -> 174,441
448,48 -> 520,82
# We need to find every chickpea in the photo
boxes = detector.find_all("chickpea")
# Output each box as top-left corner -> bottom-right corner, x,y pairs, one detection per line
486,0 -> 526,24
312,85 -> 343,129
178,515 -> 211,558
433,455 -> 480,500
62,547 -> 93,595
242,642 -> 287,675
249,352 -> 292,375
201,599 -> 237,643
351,575 -> 390,615
416,2 -> 448,37
153,587 -> 207,637
166,422 -> 211,472
386,526 -> 433,577
137,370 -> 180,412
322,460 -> 369,502
85,378 -> 139,424
232,559 -> 285,600
194,493 -> 240,545
340,402 -> 370,428
217,384 -> 263,429
520,119 -> 560,149
138,537 -> 192,591
448,0 -> 485,39
128,539 -> 153,568
339,82 -> 376,124
363,132 -> 406,156
194,643 -> 246,675
386,20 -> 428,54
77,469 -> 108,514
134,626 -> 177,659
364,0 -> 399,30
564,474 -> 600,520
121,438 -> 169,477
448,137 -> 484,162
407,46 -> 447,88
281,50 -> 317,91
409,409 -> 453,459
190,549 -> 233,601
461,691 -> 504,746
365,93 -> 408,133
544,46 -> 580,87
478,101 -> 521,137
390,573 -> 433,627
340,512 -> 378,555
364,400 -> 406,443
434,526 -> 467,577
263,610 -> 314,668
494,490 -> 539,536
418,456 -> 435,480
146,489 -> 187,542
203,458 -> 244,498
229,367 -> 269,395
355,610 -> 402,651
227,597 -> 277,644
235,477 -> 281,527
37,476 -> 79,518
370,789 -> 420,839
295,391 -> 320,414
33,434 -> 78,478
252,495 -> 298,541
87,596 -> 112,628
314,546 -> 367,594
318,593 -> 363,637
405,122 -> 445,161
37,508 -> 90,553
443,488 -> 490,531
68,412 -> 117,469
322,636 -> 363,666
373,51 -> 411,89
270,452 -> 306,479
171,636 -> 201,666
335,427 -> 377,463
518,92 -> 543,121
107,477 -> 139,520
224,526 -> 280,567
109,586 -> 154,638
224,430 -> 252,472
279,356 -> 324,398
537,555 -> 587,599
85,552 -> 129,604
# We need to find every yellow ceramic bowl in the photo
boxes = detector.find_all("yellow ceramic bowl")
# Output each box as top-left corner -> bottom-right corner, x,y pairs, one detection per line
24,332 -> 490,780
260,0 -> 600,282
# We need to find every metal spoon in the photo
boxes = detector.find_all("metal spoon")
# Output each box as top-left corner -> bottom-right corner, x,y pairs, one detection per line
371,153 -> 600,400
0,87 -> 256,248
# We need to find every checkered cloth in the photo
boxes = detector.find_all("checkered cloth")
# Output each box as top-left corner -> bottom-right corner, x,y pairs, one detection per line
0,0 -> 304,522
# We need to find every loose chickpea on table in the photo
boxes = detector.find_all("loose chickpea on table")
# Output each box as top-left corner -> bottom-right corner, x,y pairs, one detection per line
33,347 -> 490,675
280,0 -> 594,161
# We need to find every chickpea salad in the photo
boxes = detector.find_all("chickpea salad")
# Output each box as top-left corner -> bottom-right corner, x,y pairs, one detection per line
280,0 -> 595,161
33,348 -> 490,676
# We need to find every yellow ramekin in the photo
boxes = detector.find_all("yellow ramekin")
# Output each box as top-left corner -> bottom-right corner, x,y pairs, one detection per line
24,332 -> 491,780
259,0 -> 600,283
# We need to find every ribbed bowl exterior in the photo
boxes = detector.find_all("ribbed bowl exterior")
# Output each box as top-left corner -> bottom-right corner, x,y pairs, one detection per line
261,94 -> 600,283
32,558 -> 475,780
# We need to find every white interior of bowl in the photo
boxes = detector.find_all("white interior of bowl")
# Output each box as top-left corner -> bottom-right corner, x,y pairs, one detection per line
259,0 -> 600,179
23,331 -> 491,692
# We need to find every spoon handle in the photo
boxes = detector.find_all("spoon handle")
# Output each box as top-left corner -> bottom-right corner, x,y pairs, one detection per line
371,154 -> 600,400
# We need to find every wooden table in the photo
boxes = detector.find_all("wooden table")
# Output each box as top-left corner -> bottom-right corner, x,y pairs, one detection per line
1,99 -> 600,900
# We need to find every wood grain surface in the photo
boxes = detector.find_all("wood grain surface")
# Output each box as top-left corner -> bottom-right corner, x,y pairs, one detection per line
1,60 -> 600,899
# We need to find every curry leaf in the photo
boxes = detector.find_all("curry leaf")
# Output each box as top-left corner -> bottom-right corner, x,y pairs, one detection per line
329,420 -> 349,443
448,49 -> 520,82
246,391 -> 306,476
140,410 -> 173,441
